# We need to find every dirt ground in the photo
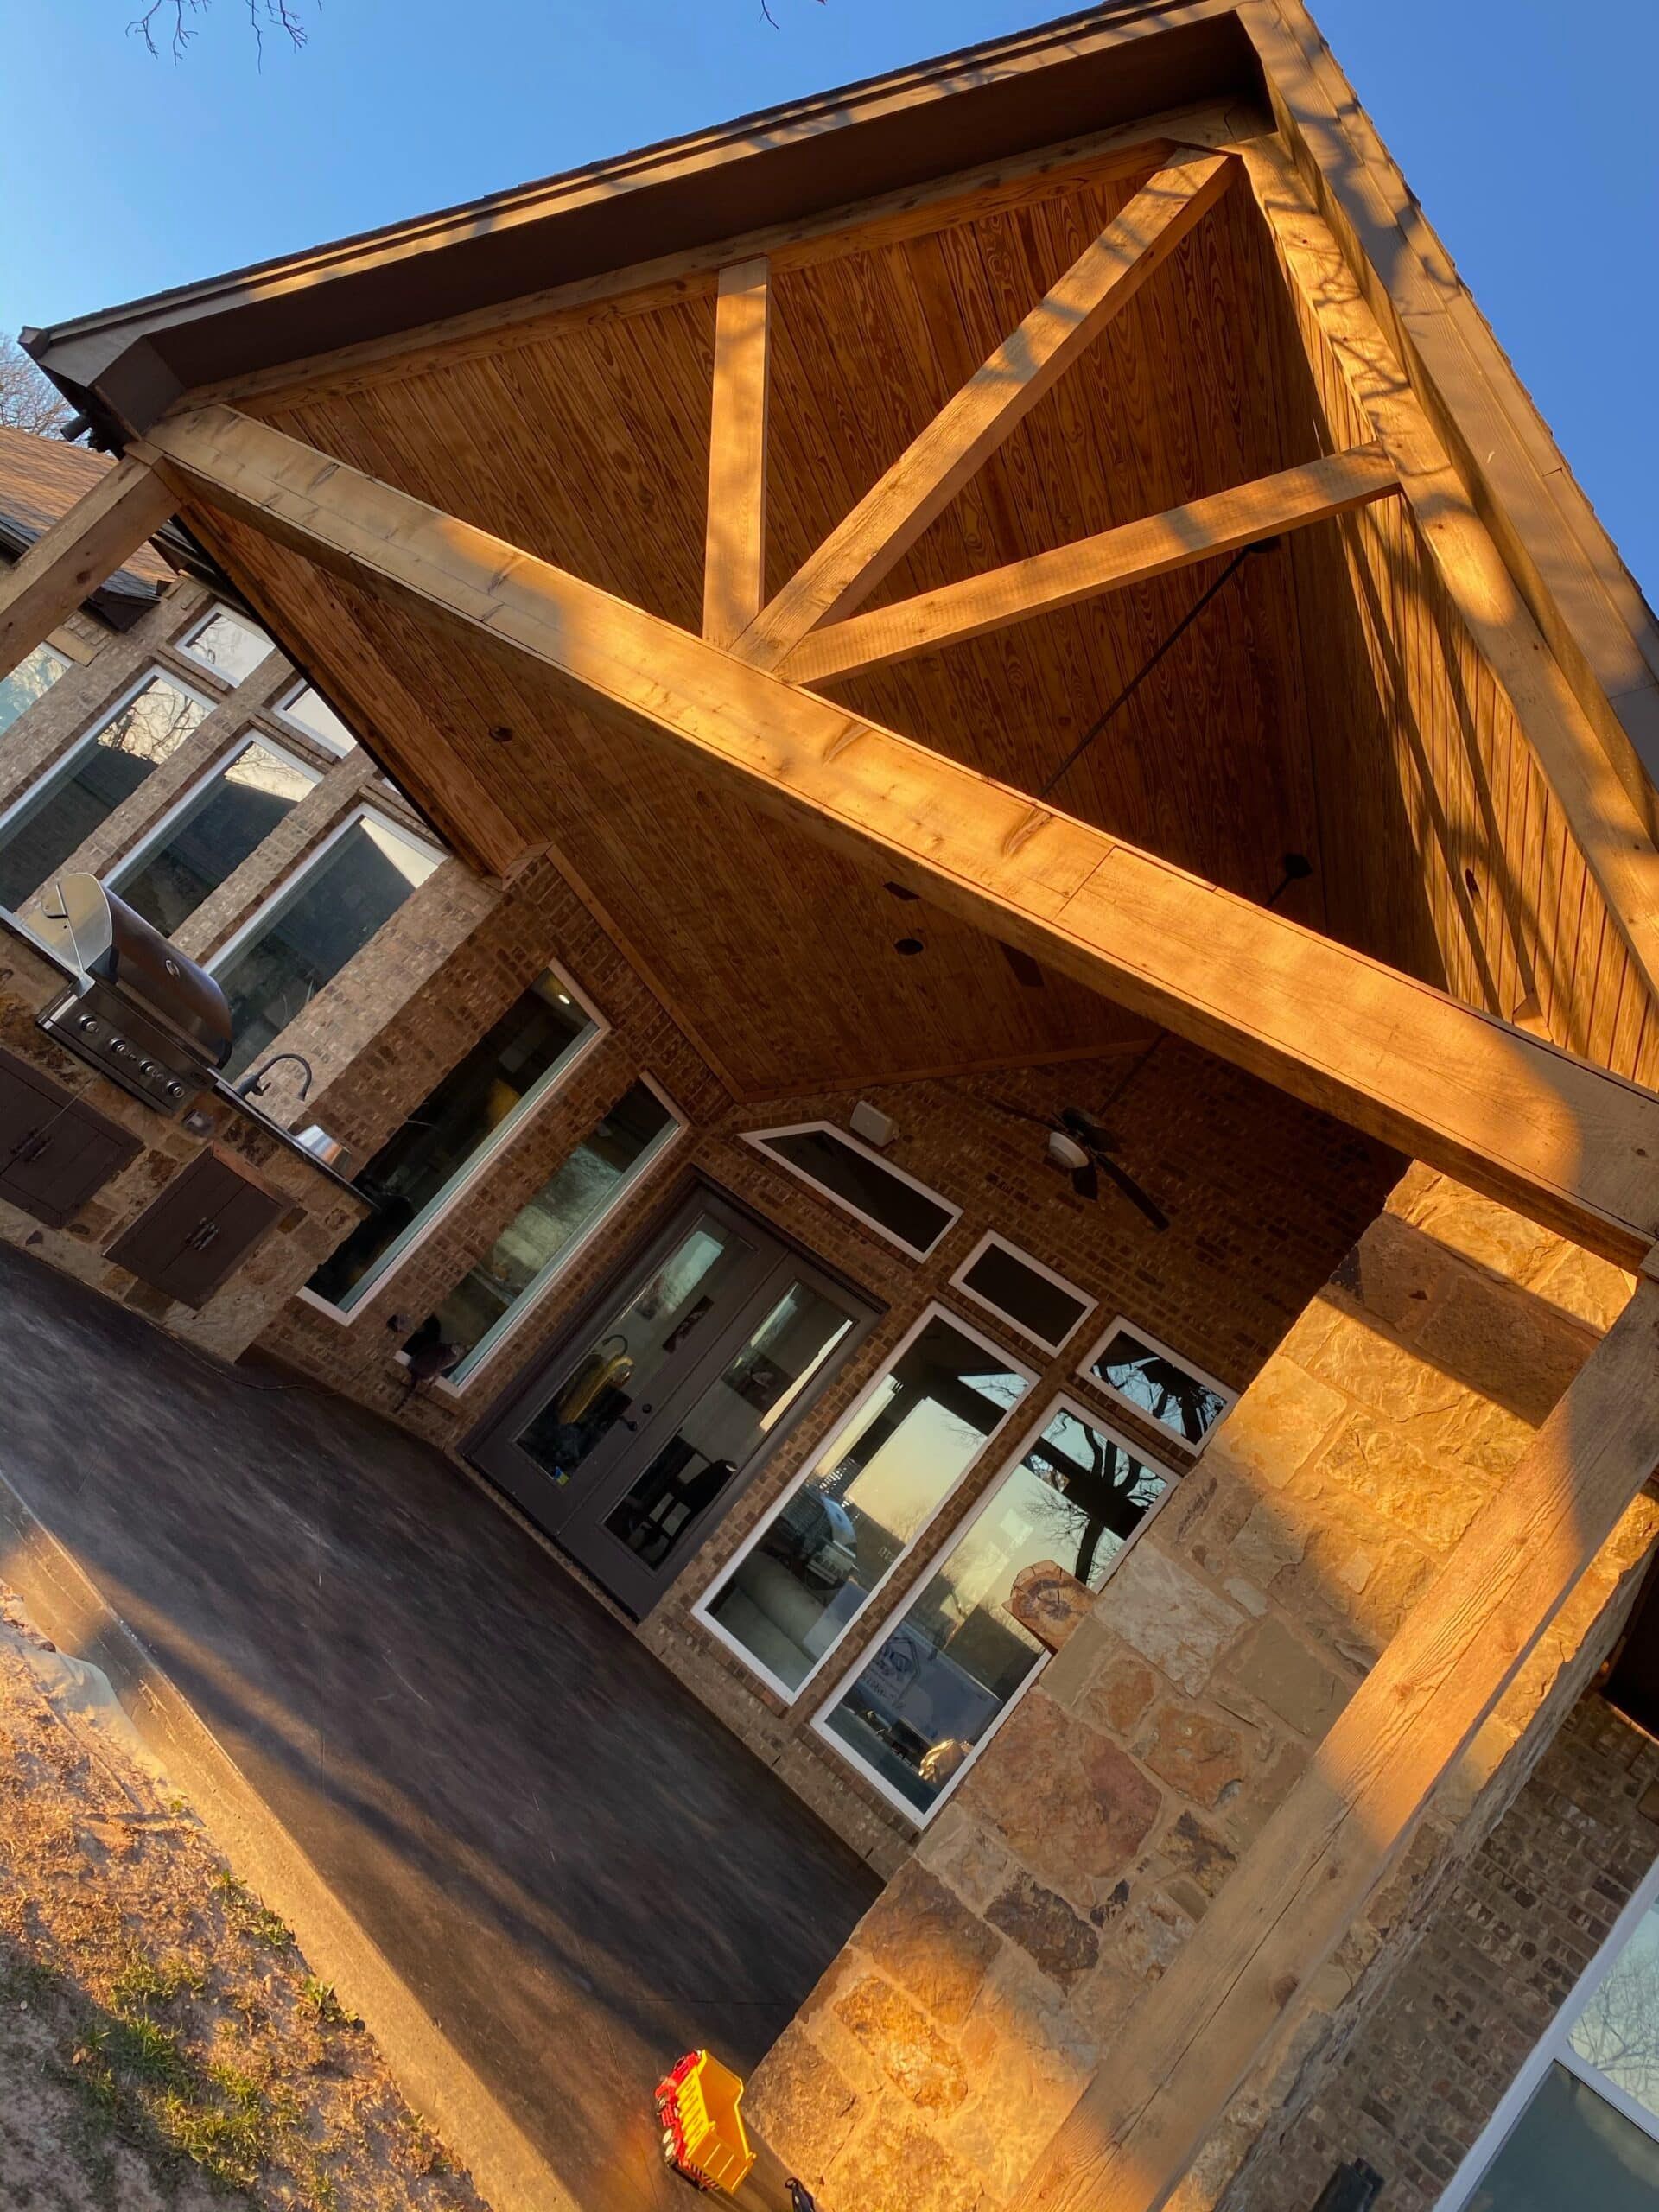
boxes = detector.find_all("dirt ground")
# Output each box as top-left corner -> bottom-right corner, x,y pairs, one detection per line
0,1582 -> 493,2212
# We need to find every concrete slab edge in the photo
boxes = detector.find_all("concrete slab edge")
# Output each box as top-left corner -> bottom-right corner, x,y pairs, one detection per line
0,1462 -> 581,2212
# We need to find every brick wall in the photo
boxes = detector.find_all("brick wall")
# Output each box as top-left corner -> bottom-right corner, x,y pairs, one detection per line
1219,1689 -> 1659,2212
741,1169 -> 1659,2211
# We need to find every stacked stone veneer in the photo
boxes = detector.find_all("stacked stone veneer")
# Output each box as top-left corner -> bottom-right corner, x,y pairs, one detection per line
743,1167 -> 1659,2212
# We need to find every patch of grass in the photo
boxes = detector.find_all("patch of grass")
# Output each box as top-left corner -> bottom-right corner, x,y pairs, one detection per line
111,1953 -> 203,2016
299,1976 -> 359,2029
213,1869 -> 294,1952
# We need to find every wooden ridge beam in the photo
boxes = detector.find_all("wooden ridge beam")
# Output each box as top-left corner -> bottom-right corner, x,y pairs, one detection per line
0,456 -> 175,678
137,402 -> 1659,1268
732,152 -> 1236,673
1238,134 -> 1659,1011
1012,1274 -> 1659,2212
779,443 -> 1401,686
702,257 -> 772,649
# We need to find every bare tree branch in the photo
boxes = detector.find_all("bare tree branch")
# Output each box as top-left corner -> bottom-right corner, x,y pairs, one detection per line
128,0 -> 309,60
0,338 -> 74,440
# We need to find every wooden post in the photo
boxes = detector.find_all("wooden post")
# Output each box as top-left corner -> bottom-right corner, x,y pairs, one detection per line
702,257 -> 772,650
136,402 -> 1659,1271
1011,1275 -> 1659,2212
0,457 -> 175,677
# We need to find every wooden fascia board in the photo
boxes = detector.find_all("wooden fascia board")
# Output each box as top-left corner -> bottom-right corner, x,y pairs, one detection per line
778,443 -> 1401,685
1238,0 -> 1659,831
137,404 -> 1659,1269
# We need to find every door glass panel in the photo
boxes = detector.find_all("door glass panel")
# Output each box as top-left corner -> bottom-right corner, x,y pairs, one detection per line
703,1312 -> 1030,1697
602,1280 -> 857,1572
513,1218 -> 748,1485
1469,2063 -> 1659,2209
817,1403 -> 1169,1816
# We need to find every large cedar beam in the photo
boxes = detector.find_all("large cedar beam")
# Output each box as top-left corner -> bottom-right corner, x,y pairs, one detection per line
732,153 -> 1236,672
779,444 -> 1401,685
0,455 -> 175,677
1239,136 -> 1659,1010
1014,1274 -> 1659,2212
702,256 -> 772,649
137,403 -> 1659,1268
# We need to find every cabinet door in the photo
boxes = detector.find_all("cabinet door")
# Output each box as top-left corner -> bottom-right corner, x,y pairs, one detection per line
0,1045 -> 142,1230
105,1151 -> 286,1307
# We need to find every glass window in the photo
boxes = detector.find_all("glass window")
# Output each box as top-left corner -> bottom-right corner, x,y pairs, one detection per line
952,1233 -> 1094,1352
1446,1874 -> 1659,2211
698,1307 -> 1032,1700
424,1079 -> 681,1382
213,811 -> 442,1078
180,605 -> 273,686
307,972 -> 601,1312
1082,1319 -> 1235,1448
816,1401 -> 1170,1817
110,739 -> 318,936
746,1122 -> 958,1257
278,683 -> 356,756
0,672 -> 212,913
0,642 -> 68,734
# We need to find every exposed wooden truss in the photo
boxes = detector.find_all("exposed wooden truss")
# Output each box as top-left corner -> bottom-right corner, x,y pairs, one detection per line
779,443 -> 1401,685
0,457 -> 174,671
702,256 -> 771,649
732,153 -> 1236,671
134,402 -> 1659,1269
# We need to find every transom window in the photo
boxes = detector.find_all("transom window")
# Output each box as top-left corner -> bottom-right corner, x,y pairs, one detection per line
1080,1317 -> 1236,1449
1441,1855 -> 1659,2209
179,604 -> 274,686
108,735 -> 319,936
813,1395 -> 1172,1820
277,681 -> 357,757
0,641 -> 68,735
696,1303 -> 1033,1702
0,669 -> 213,913
307,968 -> 604,1314
209,807 -> 443,1077
950,1231 -> 1095,1353
743,1121 -> 958,1259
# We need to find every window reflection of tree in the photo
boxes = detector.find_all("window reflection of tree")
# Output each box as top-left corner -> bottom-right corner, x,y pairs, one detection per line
1103,1336 -> 1224,1444
1573,1916 -> 1659,2113
1026,1421 -> 1163,1585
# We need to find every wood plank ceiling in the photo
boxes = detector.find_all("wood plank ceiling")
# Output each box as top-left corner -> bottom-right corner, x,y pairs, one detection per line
188,149 -> 1658,1100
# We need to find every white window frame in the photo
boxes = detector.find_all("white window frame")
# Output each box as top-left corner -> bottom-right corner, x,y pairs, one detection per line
741,1119 -> 961,1260
176,601 -> 275,686
296,957 -> 610,1325
1077,1313 -> 1237,1451
810,1389 -> 1178,1824
276,677 -> 357,758
105,729 -> 321,906
1438,1850 -> 1659,2208
949,1229 -> 1096,1355
691,1299 -> 1039,1706
0,663 -> 219,860
437,1071 -> 688,1391
204,801 -> 446,977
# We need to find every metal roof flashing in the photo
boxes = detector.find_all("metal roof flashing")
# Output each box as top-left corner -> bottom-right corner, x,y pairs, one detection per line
23,2 -> 1257,441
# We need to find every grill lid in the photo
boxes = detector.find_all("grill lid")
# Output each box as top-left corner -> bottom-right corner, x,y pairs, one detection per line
30,874 -> 233,1069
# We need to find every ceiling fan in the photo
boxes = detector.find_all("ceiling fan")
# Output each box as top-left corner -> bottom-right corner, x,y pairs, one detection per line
983,1096 -> 1170,1231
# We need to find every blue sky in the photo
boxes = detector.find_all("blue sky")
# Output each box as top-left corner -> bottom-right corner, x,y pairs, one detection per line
4,0 -> 1656,594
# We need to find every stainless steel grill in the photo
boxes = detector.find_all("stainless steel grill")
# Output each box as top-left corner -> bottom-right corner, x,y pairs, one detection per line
29,875 -> 233,1117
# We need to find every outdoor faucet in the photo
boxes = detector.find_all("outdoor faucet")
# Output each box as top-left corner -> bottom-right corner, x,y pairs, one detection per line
235,1052 -> 315,1103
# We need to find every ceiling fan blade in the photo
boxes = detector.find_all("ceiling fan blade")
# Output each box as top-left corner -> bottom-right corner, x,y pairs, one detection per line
1071,1160 -> 1100,1202
1090,1148 -> 1170,1232
977,1091 -> 1060,1133
1061,1104 -> 1115,1148
999,943 -> 1046,989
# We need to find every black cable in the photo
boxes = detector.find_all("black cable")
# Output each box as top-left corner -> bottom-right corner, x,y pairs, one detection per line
1035,546 -> 1259,803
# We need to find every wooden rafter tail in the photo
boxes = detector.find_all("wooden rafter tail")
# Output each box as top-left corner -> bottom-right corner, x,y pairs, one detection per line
0,456 -> 176,677
702,256 -> 772,649
1236,132 -> 1659,1013
137,404 -> 1659,1270
779,443 -> 1402,686
732,150 -> 1238,674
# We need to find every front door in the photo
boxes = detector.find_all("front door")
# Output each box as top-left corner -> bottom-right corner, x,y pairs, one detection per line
467,1186 -> 876,1617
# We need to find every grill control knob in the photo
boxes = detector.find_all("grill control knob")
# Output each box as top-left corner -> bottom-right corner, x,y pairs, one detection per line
77,1013 -> 100,1037
110,1039 -> 130,1058
137,1060 -> 157,1079
165,1080 -> 185,1101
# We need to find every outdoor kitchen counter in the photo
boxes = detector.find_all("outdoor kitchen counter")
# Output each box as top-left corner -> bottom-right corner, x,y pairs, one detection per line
0,907 -> 367,1361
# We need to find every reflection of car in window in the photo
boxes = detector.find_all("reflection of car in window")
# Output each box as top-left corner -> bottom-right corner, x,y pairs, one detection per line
766,1491 -> 858,1592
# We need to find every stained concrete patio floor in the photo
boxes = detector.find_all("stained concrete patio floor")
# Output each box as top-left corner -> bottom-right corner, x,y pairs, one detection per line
0,1243 -> 879,2211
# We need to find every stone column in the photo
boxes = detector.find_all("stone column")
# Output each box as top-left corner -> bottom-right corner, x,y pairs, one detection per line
745,1166 -> 1659,2212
